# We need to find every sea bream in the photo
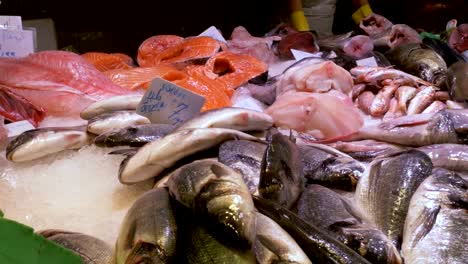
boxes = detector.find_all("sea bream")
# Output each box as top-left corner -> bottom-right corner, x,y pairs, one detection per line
94,123 -> 174,147
118,128 -> 261,184
80,94 -> 143,120
418,144 -> 468,172
402,168 -> 468,264
86,111 -> 151,135
6,126 -> 91,162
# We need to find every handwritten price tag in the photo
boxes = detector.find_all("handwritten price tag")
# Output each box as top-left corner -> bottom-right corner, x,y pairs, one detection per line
137,78 -> 205,126
199,26 -> 227,43
0,16 -> 22,30
0,29 -> 35,57
356,57 -> 378,67
291,49 -> 322,61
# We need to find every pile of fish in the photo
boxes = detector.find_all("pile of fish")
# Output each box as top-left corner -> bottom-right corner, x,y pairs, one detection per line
1,12 -> 468,264
3,102 -> 468,263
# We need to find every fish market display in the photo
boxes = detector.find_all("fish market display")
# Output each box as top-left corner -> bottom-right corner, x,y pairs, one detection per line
402,168 -> 468,264
356,150 -> 433,248
3,16 -> 468,264
39,229 -> 113,264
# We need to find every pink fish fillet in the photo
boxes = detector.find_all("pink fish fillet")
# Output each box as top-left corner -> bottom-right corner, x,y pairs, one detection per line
0,84 -> 46,127
0,51 -> 132,118
266,90 -> 363,140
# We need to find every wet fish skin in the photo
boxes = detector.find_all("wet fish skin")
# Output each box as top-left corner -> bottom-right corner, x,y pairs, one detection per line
385,43 -> 448,87
114,188 -> 178,264
356,149 -> 433,248
6,125 -> 90,162
94,124 -> 174,147
402,168 -> 468,264
446,61 -> 468,102
418,143 -> 468,173
253,195 -> 372,264
38,229 -> 113,264
218,139 -> 267,194
80,94 -> 143,120
297,185 -> 402,264
259,129 -> 304,209
254,212 -> 312,264
87,110 -> 151,135
119,128 -> 262,184
167,159 -> 256,248
299,145 -> 364,191
174,107 -> 273,132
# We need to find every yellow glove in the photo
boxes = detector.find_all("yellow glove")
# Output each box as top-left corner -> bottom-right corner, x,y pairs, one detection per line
352,3 -> 373,24
291,10 -> 310,31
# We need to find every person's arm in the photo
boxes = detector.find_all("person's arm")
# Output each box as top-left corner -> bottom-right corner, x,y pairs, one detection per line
351,0 -> 373,24
289,0 -> 310,31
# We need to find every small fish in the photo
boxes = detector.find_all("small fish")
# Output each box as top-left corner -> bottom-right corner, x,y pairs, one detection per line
355,149 -> 433,248
253,196 -> 372,264
446,61 -> 468,102
402,168 -> 468,264
94,123 -> 174,147
38,229 -> 113,264
356,91 -> 375,115
385,43 -> 447,87
167,159 -> 256,247
259,128 -> 304,209
119,128 -> 261,184
254,212 -> 312,264
87,111 -> 151,135
421,100 -> 446,114
407,86 -> 435,115
174,107 -> 273,132
418,144 -> 468,172
6,126 -> 90,162
370,85 -> 398,117
395,86 -> 417,113
114,188 -> 178,264
80,94 -> 143,120
297,185 -> 402,264
218,139 -> 267,194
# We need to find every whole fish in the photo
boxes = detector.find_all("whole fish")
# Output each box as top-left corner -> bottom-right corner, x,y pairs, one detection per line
6,125 -> 90,162
218,139 -> 267,194
418,144 -> 468,172
167,159 -> 256,247
299,144 -> 365,191
114,188 -> 178,264
118,128 -> 261,184
80,94 -> 143,120
174,107 -> 273,132
330,109 -> 468,146
38,229 -> 112,264
329,140 -> 406,162
254,212 -> 312,264
297,185 -> 402,264
355,149 -> 433,248
402,168 -> 468,264
253,196 -> 371,264
385,43 -> 447,87
446,61 -> 468,102
87,111 -> 150,135
94,123 -> 174,147
406,86 -> 435,115
259,128 -> 304,209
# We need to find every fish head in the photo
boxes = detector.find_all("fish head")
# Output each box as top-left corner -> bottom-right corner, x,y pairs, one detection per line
5,128 -> 39,161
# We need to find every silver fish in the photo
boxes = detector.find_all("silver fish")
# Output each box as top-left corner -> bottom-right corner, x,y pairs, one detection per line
38,229 -> 112,264
80,94 -> 143,120
254,212 -> 312,264
418,144 -> 468,172
119,128 -> 261,184
94,124 -> 174,147
174,107 -> 273,132
402,168 -> 468,264
355,149 -> 433,248
114,188 -> 178,264
87,111 -> 150,135
297,185 -> 402,264
407,86 -> 435,115
167,159 -> 256,247
6,125 -> 90,162
218,139 -> 267,194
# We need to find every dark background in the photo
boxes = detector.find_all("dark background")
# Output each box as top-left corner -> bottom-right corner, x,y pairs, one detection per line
1,0 -> 466,58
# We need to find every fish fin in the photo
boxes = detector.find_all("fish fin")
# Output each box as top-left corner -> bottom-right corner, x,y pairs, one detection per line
329,219 -> 360,232
125,241 -> 162,263
410,205 -> 441,249
108,148 -> 138,156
